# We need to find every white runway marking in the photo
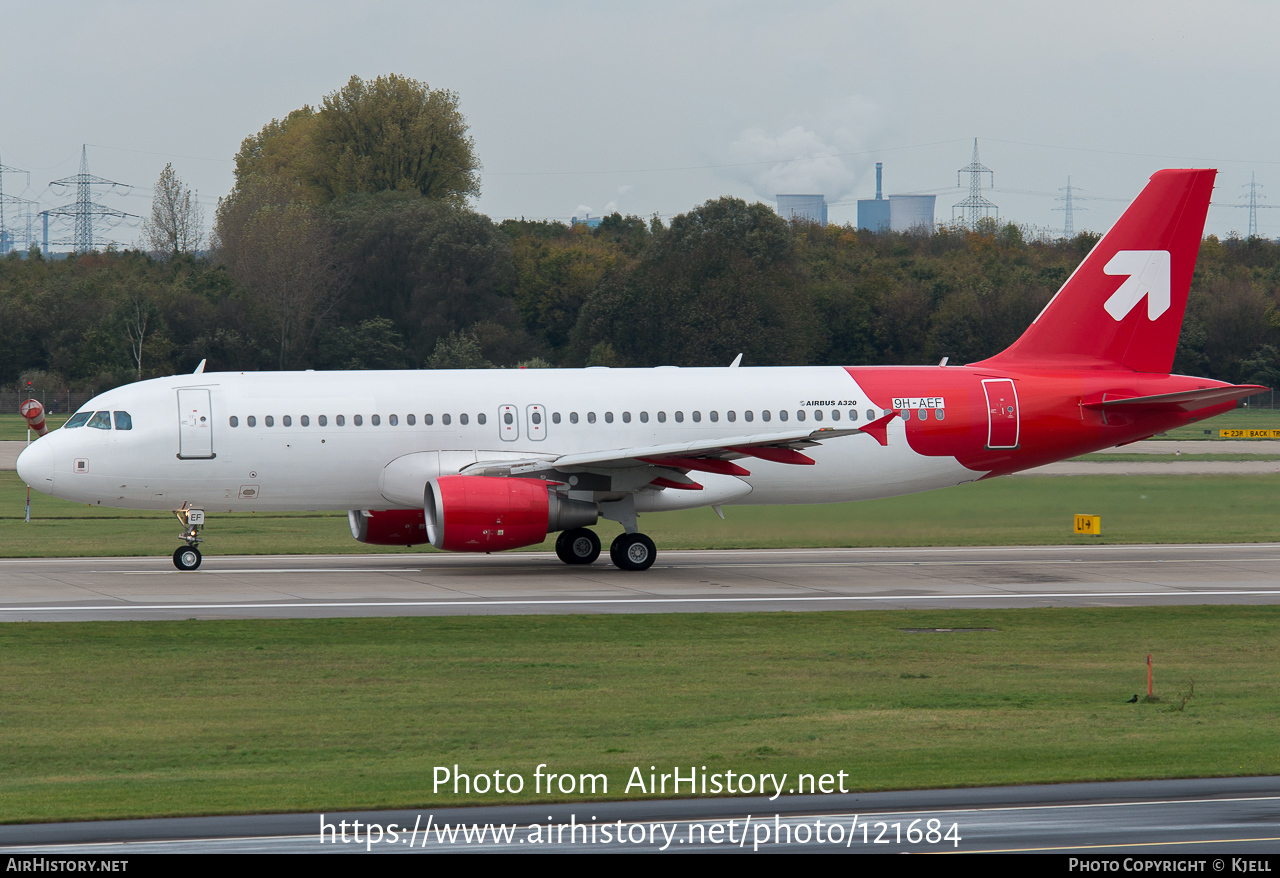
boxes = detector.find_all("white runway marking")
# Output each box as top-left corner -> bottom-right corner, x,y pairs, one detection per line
4,589 -> 1280,614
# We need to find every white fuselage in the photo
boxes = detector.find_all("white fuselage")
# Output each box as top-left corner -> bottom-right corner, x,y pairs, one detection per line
18,367 -> 982,514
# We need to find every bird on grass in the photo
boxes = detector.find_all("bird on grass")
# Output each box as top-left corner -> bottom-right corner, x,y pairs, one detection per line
1125,694 -> 1138,703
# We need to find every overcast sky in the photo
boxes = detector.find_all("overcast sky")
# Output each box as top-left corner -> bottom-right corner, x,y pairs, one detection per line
3,0 -> 1278,249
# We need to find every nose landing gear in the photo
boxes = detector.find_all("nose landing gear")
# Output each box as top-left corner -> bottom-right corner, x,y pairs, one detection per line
172,507 -> 205,571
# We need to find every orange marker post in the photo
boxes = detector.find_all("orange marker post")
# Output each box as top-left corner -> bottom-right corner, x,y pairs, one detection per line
1147,654 -> 1153,697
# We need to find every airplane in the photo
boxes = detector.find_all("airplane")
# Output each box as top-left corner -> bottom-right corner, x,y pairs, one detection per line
16,168 -> 1265,572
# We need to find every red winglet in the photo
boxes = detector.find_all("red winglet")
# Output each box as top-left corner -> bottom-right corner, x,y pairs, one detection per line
650,477 -> 703,490
858,410 -> 899,447
730,446 -> 815,465
640,457 -> 751,476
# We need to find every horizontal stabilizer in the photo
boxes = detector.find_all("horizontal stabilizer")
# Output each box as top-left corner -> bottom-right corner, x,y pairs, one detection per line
1083,385 -> 1267,412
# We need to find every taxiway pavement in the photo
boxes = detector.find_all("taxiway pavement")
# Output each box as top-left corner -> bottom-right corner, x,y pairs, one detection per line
1,776 -> 1276,853
2,544 -> 1279,620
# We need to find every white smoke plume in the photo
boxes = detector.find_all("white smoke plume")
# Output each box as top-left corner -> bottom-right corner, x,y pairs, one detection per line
725,96 -> 882,202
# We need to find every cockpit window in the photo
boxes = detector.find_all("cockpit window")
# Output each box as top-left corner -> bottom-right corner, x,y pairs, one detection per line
87,411 -> 112,430
64,412 -> 92,429
113,412 -> 133,431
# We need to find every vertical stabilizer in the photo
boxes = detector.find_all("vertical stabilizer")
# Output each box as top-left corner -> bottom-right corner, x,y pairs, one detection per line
976,169 -> 1215,373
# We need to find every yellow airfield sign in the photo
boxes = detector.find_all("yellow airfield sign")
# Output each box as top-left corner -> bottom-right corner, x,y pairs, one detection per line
1074,515 -> 1101,535
1220,429 -> 1280,438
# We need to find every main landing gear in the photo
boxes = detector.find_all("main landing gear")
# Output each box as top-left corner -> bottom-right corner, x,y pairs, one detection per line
553,527 -> 657,571
172,507 -> 205,571
555,527 -> 601,565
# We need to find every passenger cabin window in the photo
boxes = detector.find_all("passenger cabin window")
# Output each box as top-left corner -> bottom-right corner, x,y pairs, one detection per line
265,415 -> 274,427
531,411 -> 542,425
354,415 -> 363,426
709,411 -> 718,422
424,414 -> 433,425
552,412 -> 562,424
675,412 -> 684,423
318,415 -> 328,426
745,411 -> 753,422
64,412 -> 92,428
282,415 -> 292,427
814,410 -> 823,421
406,414 -> 415,425
247,416 -> 257,428
727,411 -> 736,422
918,408 -> 928,420
570,412 -> 579,424
604,412 -> 613,424
762,410 -> 771,422
692,411 -> 701,423
111,412 -> 132,430
477,413 -> 487,425
87,411 -> 111,430
831,410 -> 840,421
796,410 -> 806,422
640,412 -> 649,423
657,412 -> 666,423
371,414 -> 381,426
229,416 -> 239,428
460,413 -> 469,425
587,412 -> 597,424
389,414 -> 397,426
442,414 -> 451,425
936,409 -> 945,421
865,409 -> 875,421
301,415 -> 310,426
778,410 -> 787,422
335,415 -> 345,426
622,412 -> 631,423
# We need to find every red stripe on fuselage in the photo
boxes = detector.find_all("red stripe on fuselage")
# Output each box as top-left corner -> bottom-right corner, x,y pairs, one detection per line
846,365 -> 1236,476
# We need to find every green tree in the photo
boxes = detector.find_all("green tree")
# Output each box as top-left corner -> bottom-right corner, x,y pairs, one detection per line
570,197 -> 818,366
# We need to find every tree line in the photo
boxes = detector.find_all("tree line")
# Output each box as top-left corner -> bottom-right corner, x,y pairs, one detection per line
4,73 -> 1279,400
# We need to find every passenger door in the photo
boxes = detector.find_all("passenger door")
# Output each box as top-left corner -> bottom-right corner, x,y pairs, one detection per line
982,379 -> 1019,449
177,388 -> 215,459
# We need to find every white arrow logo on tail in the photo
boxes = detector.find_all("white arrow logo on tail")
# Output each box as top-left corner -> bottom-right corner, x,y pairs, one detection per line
1103,250 -> 1171,321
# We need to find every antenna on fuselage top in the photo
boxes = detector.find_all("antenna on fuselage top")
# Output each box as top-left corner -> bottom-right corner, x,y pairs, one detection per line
193,359 -> 206,374
729,353 -> 743,368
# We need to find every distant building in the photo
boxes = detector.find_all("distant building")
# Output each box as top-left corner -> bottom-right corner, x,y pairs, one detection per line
857,163 -> 891,232
571,215 -> 603,229
776,194 -> 827,226
889,194 -> 936,233
858,163 -> 935,234
0,229 -> 12,255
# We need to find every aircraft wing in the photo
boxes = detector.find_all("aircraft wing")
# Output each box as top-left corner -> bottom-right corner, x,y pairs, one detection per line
462,419 -> 894,481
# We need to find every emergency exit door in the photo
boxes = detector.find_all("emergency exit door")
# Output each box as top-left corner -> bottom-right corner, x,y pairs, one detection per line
982,379 -> 1020,449
177,388 -> 215,459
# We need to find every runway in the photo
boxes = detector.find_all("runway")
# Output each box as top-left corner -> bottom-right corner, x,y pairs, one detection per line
1,776 -> 1277,853
2,544 -> 1280,620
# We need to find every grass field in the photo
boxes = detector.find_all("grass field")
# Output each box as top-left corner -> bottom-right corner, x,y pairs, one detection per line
1073,453 -> 1280,462
0,607 -> 1275,823
0,413 -> 68,440
4,470 -> 1280,557
1159,406 -> 1280,440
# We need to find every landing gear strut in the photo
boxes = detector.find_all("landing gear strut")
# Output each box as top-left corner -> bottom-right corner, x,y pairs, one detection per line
172,507 -> 205,571
610,532 -> 656,571
555,527 -> 601,565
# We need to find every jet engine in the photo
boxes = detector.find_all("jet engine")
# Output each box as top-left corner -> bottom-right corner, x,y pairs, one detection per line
424,475 -> 597,552
348,509 -> 428,546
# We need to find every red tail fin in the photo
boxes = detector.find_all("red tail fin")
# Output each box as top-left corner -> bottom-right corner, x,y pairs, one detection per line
976,169 -> 1215,373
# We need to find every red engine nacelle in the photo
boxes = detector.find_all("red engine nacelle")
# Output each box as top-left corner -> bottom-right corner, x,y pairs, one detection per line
348,509 -> 428,546
425,475 -> 597,553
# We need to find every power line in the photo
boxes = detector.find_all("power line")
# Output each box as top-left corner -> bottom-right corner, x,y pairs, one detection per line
1054,176 -> 1086,238
953,139 -> 997,228
44,145 -> 137,253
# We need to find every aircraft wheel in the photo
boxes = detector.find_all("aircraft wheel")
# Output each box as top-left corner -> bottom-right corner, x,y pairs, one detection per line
173,546 -> 202,571
556,528 -> 601,564
609,533 -> 656,571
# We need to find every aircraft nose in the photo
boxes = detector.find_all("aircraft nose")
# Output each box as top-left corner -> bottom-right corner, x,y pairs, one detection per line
17,439 -> 54,494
